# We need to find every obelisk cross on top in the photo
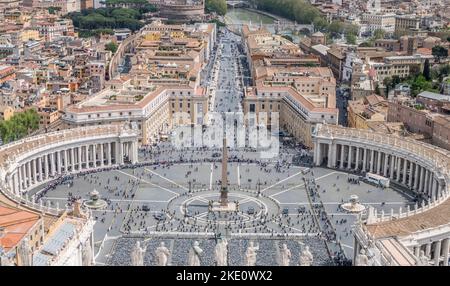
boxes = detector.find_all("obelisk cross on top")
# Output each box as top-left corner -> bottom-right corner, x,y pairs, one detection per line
220,136 -> 228,207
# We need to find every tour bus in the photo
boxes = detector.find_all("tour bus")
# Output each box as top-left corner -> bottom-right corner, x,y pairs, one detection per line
365,172 -> 390,188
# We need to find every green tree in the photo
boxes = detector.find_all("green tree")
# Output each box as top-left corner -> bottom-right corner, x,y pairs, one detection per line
205,0 -> 227,16
383,77 -> 393,93
48,6 -> 61,14
313,17 -> 328,31
373,29 -> 385,40
328,20 -> 344,37
345,33 -> 356,45
359,41 -> 373,47
281,34 -> 293,42
0,109 -> 40,143
105,41 -> 118,53
423,59 -> 431,81
432,46 -> 448,62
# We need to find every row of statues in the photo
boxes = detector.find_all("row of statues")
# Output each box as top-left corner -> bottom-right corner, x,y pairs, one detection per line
130,239 -> 314,266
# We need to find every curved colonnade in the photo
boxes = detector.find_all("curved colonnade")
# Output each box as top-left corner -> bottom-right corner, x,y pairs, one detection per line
312,123 -> 450,266
0,125 -> 139,215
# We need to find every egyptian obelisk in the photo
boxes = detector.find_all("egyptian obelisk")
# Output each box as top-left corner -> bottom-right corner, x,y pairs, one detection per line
220,137 -> 228,207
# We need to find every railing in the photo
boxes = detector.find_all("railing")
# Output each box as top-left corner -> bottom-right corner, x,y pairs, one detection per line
315,124 -> 450,177
368,189 -> 450,224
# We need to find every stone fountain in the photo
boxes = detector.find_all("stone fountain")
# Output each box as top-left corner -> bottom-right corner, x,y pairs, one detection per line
83,189 -> 107,209
340,195 -> 366,213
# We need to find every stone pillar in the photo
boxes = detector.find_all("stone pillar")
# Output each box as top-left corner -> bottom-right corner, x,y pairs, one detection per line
118,142 -> 124,165
362,148 -> 367,172
425,243 -> 432,257
85,145 -> 89,169
132,141 -> 138,164
316,142 -> 322,166
339,144 -> 344,169
414,246 -> 420,257
390,155 -> 395,179
354,147 -> 360,171
430,176 -> 435,200
383,154 -> 389,177
50,152 -> 56,176
71,148 -> 75,171
107,142 -> 112,165
30,159 -> 35,185
402,159 -> 408,184
13,172 -> 19,195
369,149 -> 374,173
424,170 -> 430,197
347,146 -> 352,169
376,151 -> 382,174
63,149 -> 67,173
57,151 -> 62,174
44,154 -> 49,180
434,240 -> 441,266
395,157 -> 401,181
414,164 -> 420,190
100,143 -> 104,167
37,157 -> 43,182
17,168 -> 22,192
442,238 -> 449,266
419,167 -> 426,193
26,161 -> 31,188
78,146 -> 82,170
93,144 -> 97,168
408,162 -> 414,188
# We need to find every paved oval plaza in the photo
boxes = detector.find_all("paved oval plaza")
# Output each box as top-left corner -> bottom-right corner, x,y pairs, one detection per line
29,142 -> 414,266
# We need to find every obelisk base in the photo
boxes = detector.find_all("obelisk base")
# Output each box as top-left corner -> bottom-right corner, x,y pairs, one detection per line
211,202 -> 237,212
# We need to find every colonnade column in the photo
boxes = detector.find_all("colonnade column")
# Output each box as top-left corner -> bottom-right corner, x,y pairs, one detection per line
108,143 -> 112,165
354,147 -> 360,171
85,145 -> 89,169
390,155 -> 395,179
340,145 -> 345,169
44,154 -> 49,180
402,159 -> 408,185
442,238 -> 449,266
71,148 -> 75,171
362,148 -> 367,172
93,144 -> 97,168
347,146 -> 352,169
56,151 -> 61,174
100,143 -> 104,167
383,154 -> 389,177
38,157 -> 43,182
78,146 -> 82,170
50,152 -> 56,176
26,161 -> 31,188
376,151 -> 382,174
369,149 -> 374,173
414,164 -> 420,190
434,240 -> 441,266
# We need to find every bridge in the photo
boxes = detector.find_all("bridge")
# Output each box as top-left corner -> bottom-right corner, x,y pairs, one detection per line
226,0 -> 250,8
226,21 -> 314,35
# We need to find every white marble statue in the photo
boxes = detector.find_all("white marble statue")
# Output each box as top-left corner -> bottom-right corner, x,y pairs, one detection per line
18,237 -> 32,266
155,242 -> 170,266
355,249 -> 369,266
82,242 -> 93,266
299,245 -> 314,266
130,241 -> 146,266
214,238 -> 228,266
0,247 -> 14,266
418,250 -> 430,266
279,243 -> 291,266
244,241 -> 259,266
188,241 -> 203,266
